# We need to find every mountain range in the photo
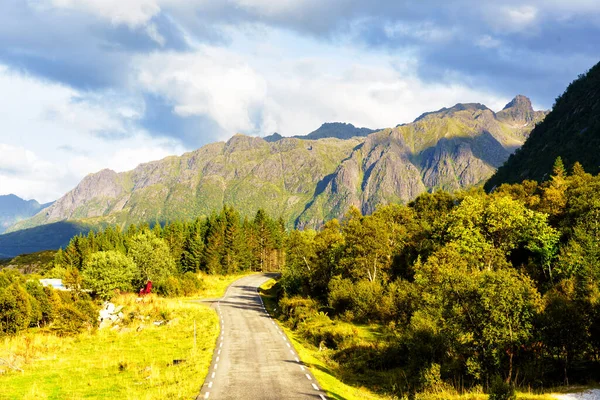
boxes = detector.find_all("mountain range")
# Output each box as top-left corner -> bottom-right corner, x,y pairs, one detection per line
0,194 -> 53,235
5,95 -> 544,242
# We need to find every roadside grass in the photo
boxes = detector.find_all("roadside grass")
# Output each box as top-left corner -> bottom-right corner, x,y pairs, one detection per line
194,271 -> 255,299
0,271 -> 256,399
258,278 -> 589,400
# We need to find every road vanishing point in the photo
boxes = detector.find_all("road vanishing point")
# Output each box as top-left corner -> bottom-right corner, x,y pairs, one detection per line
196,273 -> 327,400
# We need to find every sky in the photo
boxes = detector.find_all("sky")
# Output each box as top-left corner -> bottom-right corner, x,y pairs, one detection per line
0,0 -> 598,203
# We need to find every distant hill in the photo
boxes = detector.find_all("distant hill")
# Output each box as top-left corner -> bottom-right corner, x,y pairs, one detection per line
486,62 -> 600,188
0,221 -> 90,258
5,95 -> 545,255
0,194 -> 53,234
264,122 -> 376,142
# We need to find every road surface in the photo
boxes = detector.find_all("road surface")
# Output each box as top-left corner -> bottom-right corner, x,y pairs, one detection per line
197,274 -> 327,400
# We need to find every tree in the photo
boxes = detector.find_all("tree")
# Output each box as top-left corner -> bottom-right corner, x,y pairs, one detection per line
0,283 -> 32,335
180,218 -> 206,273
281,229 -> 316,296
127,233 -> 177,285
341,207 -> 391,282
82,251 -> 137,300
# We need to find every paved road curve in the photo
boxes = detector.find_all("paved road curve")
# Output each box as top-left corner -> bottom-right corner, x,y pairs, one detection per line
197,274 -> 327,400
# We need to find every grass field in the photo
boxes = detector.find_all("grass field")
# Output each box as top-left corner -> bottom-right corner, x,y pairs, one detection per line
0,271 -> 254,400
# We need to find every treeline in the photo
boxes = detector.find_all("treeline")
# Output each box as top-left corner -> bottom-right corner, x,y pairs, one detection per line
275,158 -> 600,396
47,206 -> 285,298
0,207 -> 285,336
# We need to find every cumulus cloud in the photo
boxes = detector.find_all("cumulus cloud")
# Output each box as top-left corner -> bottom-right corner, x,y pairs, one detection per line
1,0 -> 599,202
0,65 -> 184,202
134,48 -> 268,136
132,36 -> 507,138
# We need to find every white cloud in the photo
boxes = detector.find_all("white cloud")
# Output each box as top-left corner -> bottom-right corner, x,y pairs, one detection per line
0,66 -> 184,202
477,35 -> 502,49
134,48 -> 268,136
131,32 -> 508,139
46,0 -> 162,26
485,5 -> 539,33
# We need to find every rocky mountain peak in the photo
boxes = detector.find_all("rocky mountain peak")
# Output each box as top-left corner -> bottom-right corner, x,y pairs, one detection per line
497,95 -> 536,123
414,103 -> 491,122
224,134 -> 268,154
263,132 -> 283,142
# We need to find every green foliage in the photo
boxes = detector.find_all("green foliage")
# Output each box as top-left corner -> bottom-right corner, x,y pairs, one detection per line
488,376 -> 516,400
486,60 -> 600,188
0,283 -> 32,335
82,251 -> 137,300
127,232 -> 176,285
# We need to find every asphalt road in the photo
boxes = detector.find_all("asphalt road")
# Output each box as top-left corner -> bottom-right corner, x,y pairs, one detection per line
197,274 -> 327,400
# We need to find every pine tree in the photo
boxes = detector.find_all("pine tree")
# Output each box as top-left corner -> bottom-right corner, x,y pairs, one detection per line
181,218 -> 206,273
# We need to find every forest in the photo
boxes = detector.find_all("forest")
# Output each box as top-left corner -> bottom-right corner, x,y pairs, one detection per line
1,158 -> 600,398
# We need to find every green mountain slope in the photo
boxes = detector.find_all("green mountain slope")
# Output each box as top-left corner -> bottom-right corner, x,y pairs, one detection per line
6,96 -> 545,251
486,62 -> 600,188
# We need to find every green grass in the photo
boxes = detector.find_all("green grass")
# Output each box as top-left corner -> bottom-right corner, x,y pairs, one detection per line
194,271 -> 256,299
0,279 -> 233,400
0,271 -> 256,399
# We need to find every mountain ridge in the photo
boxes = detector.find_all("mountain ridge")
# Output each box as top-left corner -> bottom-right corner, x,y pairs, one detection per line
0,194 -> 53,234
6,96 -> 546,251
486,62 -> 600,188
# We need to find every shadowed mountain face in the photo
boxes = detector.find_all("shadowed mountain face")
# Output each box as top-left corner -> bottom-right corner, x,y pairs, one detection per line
486,61 -> 600,189
0,194 -> 53,234
7,96 -> 546,241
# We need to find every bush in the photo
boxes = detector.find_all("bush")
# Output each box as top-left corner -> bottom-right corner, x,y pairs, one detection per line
279,296 -> 320,328
297,313 -> 356,349
51,304 -> 92,336
489,376 -> 516,400
155,276 -> 183,297
328,277 -> 385,322
25,280 -> 54,326
181,272 -> 203,296
0,283 -> 32,335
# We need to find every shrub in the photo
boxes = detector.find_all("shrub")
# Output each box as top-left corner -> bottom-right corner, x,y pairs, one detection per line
25,280 -> 54,326
279,296 -> 320,328
155,276 -> 183,297
181,272 -> 203,296
297,313 -> 356,349
51,304 -> 91,336
489,376 -> 516,400
0,283 -> 33,335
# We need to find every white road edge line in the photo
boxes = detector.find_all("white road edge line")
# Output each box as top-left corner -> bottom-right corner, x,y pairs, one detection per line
208,382 -> 213,388
300,366 -> 305,371
204,392 -> 210,399
312,383 -> 319,390
295,357 -> 300,362
305,373 -> 312,380
211,372 -> 215,379
320,395 -> 327,400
